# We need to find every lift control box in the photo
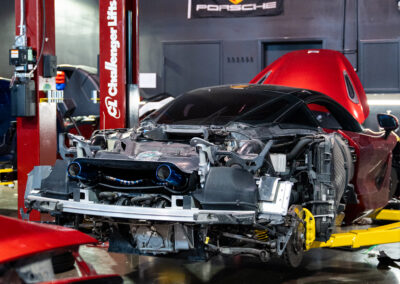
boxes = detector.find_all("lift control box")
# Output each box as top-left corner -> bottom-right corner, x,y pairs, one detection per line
9,47 -> 36,73
11,81 -> 36,117
43,54 -> 57,78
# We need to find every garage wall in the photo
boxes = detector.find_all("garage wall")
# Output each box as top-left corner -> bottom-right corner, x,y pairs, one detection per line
0,0 -> 99,79
358,0 -> 400,93
0,1 -> 15,78
55,0 -> 99,68
139,0 -> 349,97
139,0 -> 400,97
0,0 -> 399,95
359,0 -> 400,40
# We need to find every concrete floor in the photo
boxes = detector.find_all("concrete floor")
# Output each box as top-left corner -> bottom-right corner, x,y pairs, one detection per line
0,183 -> 18,218
1,184 -> 400,284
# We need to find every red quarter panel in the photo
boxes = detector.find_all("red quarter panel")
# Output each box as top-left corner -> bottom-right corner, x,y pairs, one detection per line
339,130 -> 397,221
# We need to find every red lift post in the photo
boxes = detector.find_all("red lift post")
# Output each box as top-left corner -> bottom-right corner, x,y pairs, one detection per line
15,0 -> 57,220
99,0 -> 139,129
15,0 -> 139,219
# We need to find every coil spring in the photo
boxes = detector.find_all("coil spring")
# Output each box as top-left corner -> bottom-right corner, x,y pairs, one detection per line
254,230 -> 268,241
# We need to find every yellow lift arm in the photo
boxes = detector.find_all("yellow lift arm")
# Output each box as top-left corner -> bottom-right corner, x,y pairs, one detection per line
370,208 -> 400,222
311,222 -> 400,249
0,168 -> 15,186
302,208 -> 400,250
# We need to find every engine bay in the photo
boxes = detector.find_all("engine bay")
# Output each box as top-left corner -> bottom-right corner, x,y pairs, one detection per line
25,123 -> 355,266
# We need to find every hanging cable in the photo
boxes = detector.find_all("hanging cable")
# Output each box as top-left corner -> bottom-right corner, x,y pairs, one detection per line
19,0 -> 25,39
29,0 -> 46,77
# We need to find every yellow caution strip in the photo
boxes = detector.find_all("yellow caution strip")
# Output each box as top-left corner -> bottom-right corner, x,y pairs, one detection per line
39,98 -> 64,103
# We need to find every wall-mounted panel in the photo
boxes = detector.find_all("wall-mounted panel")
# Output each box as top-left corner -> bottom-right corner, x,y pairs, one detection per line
360,41 -> 400,92
223,41 -> 258,84
358,0 -> 400,41
163,42 -> 221,96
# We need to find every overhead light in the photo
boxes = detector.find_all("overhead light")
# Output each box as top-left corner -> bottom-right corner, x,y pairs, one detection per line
368,100 -> 400,106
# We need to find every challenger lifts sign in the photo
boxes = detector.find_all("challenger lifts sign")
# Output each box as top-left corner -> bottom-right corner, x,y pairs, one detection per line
188,0 -> 283,18
100,0 -> 126,129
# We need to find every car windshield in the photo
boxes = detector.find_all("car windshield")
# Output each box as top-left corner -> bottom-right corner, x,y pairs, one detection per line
148,86 -> 318,127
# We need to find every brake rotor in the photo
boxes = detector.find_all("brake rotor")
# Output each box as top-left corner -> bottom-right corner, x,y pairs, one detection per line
283,205 -> 306,268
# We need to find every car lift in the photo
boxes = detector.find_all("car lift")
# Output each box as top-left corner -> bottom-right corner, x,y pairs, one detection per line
0,169 -> 16,186
12,0 -> 57,221
300,206 -> 400,251
13,0 -> 139,220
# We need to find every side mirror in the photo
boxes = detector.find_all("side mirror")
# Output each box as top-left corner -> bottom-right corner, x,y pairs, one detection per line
377,113 -> 399,138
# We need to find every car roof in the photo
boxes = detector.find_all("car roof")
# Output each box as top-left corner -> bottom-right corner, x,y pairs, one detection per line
189,83 -> 304,95
250,49 -> 369,123
185,84 -> 363,133
189,83 -> 333,101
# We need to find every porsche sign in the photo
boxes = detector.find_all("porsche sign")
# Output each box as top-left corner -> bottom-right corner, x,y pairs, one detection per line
188,0 -> 283,18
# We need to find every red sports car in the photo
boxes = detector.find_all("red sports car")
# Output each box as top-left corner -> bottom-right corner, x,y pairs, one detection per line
22,50 -> 399,268
250,49 -> 369,124
0,215 -> 122,283
24,85 -> 398,268
251,49 -> 399,221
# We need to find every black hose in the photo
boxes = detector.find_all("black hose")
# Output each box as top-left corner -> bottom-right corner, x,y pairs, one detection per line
163,185 -> 189,195
130,195 -> 155,203
286,138 -> 313,160
271,140 -> 296,148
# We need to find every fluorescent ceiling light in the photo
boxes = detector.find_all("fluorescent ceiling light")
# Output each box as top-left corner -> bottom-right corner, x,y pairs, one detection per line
368,100 -> 400,106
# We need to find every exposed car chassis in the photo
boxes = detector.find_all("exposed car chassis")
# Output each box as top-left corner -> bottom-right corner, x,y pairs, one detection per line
24,85 -> 361,267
